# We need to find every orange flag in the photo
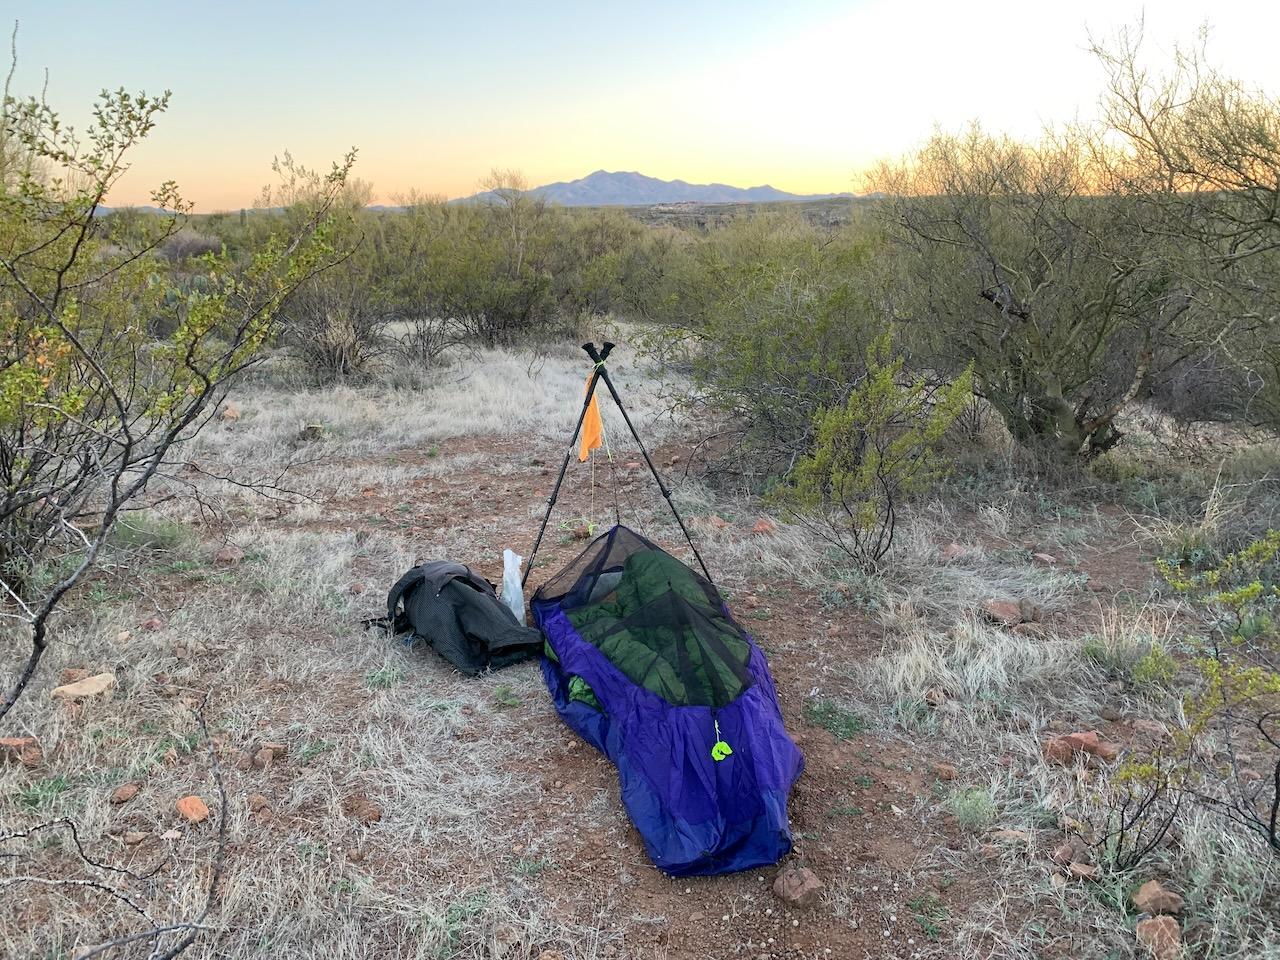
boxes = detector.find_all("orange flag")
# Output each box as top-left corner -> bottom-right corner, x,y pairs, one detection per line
578,375 -> 603,462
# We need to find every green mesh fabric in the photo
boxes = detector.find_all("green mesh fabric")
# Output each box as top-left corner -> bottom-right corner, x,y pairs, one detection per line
563,548 -> 751,708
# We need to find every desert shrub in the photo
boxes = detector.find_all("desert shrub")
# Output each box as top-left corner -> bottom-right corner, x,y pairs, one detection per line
776,332 -> 972,568
156,226 -> 222,261
0,81 -> 353,720
1161,531 -> 1280,854
642,212 -> 886,476
945,786 -> 998,831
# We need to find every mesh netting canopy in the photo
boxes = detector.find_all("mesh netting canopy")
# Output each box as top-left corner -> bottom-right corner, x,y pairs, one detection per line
533,526 -> 753,708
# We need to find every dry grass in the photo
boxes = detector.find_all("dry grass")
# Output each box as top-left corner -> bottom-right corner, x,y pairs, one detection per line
4,340 -> 1280,959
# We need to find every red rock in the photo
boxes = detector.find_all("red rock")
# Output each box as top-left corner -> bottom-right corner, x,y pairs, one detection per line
1092,739 -> 1121,762
752,518 -> 777,535
252,747 -> 276,770
1136,915 -> 1182,960
176,795 -> 210,823
1043,736 -> 1077,765
342,794 -> 383,824
772,865 -> 824,907
983,599 -> 1023,626
1068,861 -> 1101,881
110,782 -> 140,805
0,736 -> 42,767
214,544 -> 244,565
50,672 -> 116,700
1133,879 -> 1184,916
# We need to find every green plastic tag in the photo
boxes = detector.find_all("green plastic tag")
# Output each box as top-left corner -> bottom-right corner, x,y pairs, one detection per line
711,740 -> 733,762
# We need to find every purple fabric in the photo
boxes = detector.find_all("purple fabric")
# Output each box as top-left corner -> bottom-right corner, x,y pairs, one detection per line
536,603 -> 804,876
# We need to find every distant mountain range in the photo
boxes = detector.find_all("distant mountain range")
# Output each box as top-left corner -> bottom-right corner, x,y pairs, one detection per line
456,170 -> 852,207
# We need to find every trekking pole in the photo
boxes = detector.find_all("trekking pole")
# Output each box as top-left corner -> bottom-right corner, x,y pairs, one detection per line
586,345 -> 715,585
522,341 -> 615,588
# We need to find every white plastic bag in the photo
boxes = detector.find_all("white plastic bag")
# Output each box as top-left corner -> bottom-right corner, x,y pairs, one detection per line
500,548 -> 526,626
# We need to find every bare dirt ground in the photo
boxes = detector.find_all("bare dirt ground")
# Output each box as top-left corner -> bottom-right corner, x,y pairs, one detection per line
3,348 -> 1277,959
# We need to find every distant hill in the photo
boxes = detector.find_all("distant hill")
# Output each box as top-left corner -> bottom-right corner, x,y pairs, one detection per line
455,170 -> 853,207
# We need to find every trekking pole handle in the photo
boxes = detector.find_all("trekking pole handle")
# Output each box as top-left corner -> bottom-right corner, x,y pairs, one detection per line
582,341 -> 616,365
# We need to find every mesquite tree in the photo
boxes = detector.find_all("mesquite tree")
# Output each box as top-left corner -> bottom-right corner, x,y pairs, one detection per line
0,75 -> 355,721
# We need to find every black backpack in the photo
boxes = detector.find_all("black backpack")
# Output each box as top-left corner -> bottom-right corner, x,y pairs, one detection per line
383,561 -> 542,675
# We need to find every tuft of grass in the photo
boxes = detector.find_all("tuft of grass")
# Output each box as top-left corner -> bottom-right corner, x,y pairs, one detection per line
17,776 -> 71,810
945,786 -> 998,831
804,698 -> 869,740
492,685 -> 521,709
109,511 -> 193,552
365,664 -> 405,690
297,740 -> 336,766
908,892 -> 949,941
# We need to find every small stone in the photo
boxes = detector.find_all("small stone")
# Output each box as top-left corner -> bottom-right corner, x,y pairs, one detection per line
124,831 -> 148,846
1136,915 -> 1182,960
248,793 -> 271,814
110,782 -> 140,804
1133,879 -> 1184,916
160,828 -> 182,841
347,847 -> 364,863
752,518 -> 777,535
1050,842 -> 1076,865
1043,736 -> 1076,765
258,741 -> 288,760
1017,598 -> 1042,622
0,736 -> 43,767
252,747 -> 276,770
772,865 -> 824,908
342,794 -> 383,824
142,617 -> 164,631
116,630 -> 132,643
983,599 -> 1023,626
1068,861 -> 1101,881
50,672 -> 116,700
932,762 -> 958,781
176,795 -> 210,823
214,544 -> 244,565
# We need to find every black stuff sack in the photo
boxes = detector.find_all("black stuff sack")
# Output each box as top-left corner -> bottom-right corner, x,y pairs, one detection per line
383,561 -> 542,675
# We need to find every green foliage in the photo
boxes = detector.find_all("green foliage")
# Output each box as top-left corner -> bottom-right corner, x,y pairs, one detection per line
778,332 -> 972,567
944,786 -> 998,831
639,212 -> 886,474
1159,531 -> 1280,853
803,698 -> 869,740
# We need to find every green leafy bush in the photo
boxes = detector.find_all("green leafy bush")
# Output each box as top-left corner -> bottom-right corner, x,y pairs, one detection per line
777,332 -> 972,568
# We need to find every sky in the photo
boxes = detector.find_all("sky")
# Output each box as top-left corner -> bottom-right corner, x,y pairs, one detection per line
7,0 -> 1280,211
